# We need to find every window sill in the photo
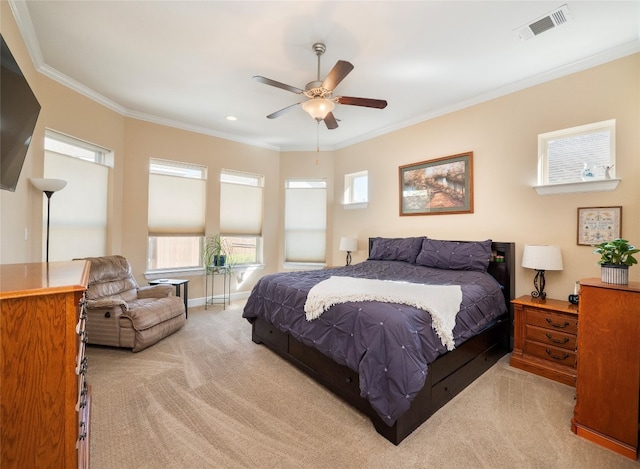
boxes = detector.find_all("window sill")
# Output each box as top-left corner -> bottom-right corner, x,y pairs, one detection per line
145,264 -> 264,279
283,262 -> 326,270
343,202 -> 368,210
145,267 -> 202,280
534,178 -> 621,195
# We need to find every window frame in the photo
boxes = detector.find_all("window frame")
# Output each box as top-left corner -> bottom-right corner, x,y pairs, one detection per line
284,178 -> 327,267
535,119 -> 619,195
43,129 -> 111,261
219,169 -> 264,266
147,158 -> 207,272
343,170 -> 368,209
537,120 -> 617,190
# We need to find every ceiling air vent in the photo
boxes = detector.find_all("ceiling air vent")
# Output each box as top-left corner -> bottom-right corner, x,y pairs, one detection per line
515,4 -> 572,41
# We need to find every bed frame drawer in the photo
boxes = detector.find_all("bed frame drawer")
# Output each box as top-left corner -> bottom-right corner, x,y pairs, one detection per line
289,339 -> 363,405
252,318 -> 288,353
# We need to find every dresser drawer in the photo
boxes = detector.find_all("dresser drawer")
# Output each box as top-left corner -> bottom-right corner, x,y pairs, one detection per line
526,308 -> 578,335
524,340 -> 577,368
525,324 -> 577,351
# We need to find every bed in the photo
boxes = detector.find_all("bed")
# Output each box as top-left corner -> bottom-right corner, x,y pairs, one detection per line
242,237 -> 515,444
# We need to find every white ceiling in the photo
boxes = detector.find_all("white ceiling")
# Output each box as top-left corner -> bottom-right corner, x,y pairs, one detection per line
10,1 -> 640,151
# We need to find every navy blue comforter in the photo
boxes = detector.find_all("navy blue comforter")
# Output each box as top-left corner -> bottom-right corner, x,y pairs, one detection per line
242,260 -> 507,425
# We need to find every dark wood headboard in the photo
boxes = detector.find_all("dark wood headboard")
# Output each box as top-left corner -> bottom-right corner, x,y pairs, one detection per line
368,237 -> 515,349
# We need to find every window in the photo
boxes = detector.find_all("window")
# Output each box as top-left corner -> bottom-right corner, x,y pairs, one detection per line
343,170 -> 368,207
284,179 -> 327,264
220,169 -> 264,265
538,120 -> 615,185
43,130 -> 111,261
148,159 -> 206,271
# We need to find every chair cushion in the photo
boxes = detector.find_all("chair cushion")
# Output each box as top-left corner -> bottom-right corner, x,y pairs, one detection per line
124,297 -> 185,331
84,255 -> 138,301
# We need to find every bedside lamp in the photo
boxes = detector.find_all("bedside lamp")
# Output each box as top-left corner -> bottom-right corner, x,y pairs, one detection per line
521,244 -> 563,300
339,237 -> 358,266
31,178 -> 67,262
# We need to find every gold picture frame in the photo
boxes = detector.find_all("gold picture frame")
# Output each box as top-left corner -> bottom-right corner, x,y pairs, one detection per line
399,152 -> 473,216
577,206 -> 622,246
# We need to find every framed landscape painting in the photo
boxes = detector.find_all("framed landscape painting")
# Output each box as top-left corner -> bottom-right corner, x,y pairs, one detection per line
399,152 -> 473,216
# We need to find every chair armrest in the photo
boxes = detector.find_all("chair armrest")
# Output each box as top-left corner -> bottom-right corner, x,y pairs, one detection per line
138,284 -> 173,298
86,298 -> 129,312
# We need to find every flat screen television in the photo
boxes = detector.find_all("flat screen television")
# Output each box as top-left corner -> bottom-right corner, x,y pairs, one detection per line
1,33 -> 41,192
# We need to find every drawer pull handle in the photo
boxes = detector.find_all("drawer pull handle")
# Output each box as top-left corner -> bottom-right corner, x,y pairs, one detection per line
545,318 -> 570,328
545,348 -> 569,361
545,333 -> 569,344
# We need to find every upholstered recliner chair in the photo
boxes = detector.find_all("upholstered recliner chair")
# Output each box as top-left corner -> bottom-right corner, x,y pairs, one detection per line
82,255 -> 186,352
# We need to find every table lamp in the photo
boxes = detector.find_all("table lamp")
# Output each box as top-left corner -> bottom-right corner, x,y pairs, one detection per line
521,244 -> 563,300
339,237 -> 358,266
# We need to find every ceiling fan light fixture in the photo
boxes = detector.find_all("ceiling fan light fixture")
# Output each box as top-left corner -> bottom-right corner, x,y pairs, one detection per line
301,98 -> 335,120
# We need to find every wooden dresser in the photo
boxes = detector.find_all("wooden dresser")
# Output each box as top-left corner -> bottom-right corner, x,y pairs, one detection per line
0,261 -> 91,468
571,278 -> 640,460
510,295 -> 578,386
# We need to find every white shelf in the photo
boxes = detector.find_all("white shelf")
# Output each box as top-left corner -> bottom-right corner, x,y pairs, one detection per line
534,178 -> 621,195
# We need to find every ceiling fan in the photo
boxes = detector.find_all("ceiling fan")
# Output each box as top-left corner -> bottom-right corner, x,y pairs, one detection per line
253,43 -> 387,130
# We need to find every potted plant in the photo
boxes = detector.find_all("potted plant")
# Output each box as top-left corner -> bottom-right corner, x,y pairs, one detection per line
593,238 -> 639,285
202,234 -> 231,271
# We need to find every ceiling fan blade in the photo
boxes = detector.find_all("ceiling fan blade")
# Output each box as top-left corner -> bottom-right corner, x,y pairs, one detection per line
323,112 -> 338,130
337,96 -> 388,109
321,60 -> 354,91
266,102 -> 301,119
253,76 -> 304,94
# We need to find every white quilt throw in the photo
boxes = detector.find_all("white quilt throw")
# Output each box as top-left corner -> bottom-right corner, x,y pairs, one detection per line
304,276 -> 463,351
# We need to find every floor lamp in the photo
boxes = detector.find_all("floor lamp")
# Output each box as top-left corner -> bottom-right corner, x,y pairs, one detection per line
31,178 -> 67,262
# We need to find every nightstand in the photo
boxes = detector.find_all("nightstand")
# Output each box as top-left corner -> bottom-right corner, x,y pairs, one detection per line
510,295 -> 578,386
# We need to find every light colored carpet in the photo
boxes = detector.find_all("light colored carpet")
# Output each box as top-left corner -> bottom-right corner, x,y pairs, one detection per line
87,303 -> 639,469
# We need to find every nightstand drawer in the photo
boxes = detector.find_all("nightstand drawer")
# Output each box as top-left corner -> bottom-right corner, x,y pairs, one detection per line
524,341 -> 577,368
526,308 -> 577,335
525,324 -> 577,351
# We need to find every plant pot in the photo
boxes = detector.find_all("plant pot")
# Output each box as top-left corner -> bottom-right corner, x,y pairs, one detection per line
213,255 -> 226,267
600,264 -> 628,285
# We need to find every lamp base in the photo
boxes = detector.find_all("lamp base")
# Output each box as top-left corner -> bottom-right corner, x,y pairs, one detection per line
530,269 -> 547,300
345,251 -> 352,266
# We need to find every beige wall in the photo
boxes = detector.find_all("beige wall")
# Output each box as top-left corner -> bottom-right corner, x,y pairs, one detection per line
122,119 -> 280,297
331,54 -> 640,299
0,3 -> 281,299
1,2 -> 126,265
2,2 -> 639,302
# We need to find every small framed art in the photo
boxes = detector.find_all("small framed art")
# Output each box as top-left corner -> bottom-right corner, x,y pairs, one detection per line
577,206 -> 622,245
399,152 -> 473,216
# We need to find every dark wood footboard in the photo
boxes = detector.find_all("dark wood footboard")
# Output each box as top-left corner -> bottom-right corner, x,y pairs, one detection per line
252,314 -> 509,444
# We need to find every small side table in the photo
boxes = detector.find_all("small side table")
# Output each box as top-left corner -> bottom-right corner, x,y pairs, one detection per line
149,278 -> 190,318
205,268 -> 230,310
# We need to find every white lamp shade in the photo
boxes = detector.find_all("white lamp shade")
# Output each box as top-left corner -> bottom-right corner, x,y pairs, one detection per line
339,237 -> 358,252
31,178 -> 67,192
301,98 -> 335,120
522,244 -> 563,271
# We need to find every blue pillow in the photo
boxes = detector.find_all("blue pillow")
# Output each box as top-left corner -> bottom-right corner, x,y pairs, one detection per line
368,237 -> 425,264
415,238 -> 492,271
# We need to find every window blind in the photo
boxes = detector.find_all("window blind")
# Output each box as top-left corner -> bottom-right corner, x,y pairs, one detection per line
220,180 -> 263,235
44,151 -> 108,260
148,172 -> 206,236
284,185 -> 326,263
